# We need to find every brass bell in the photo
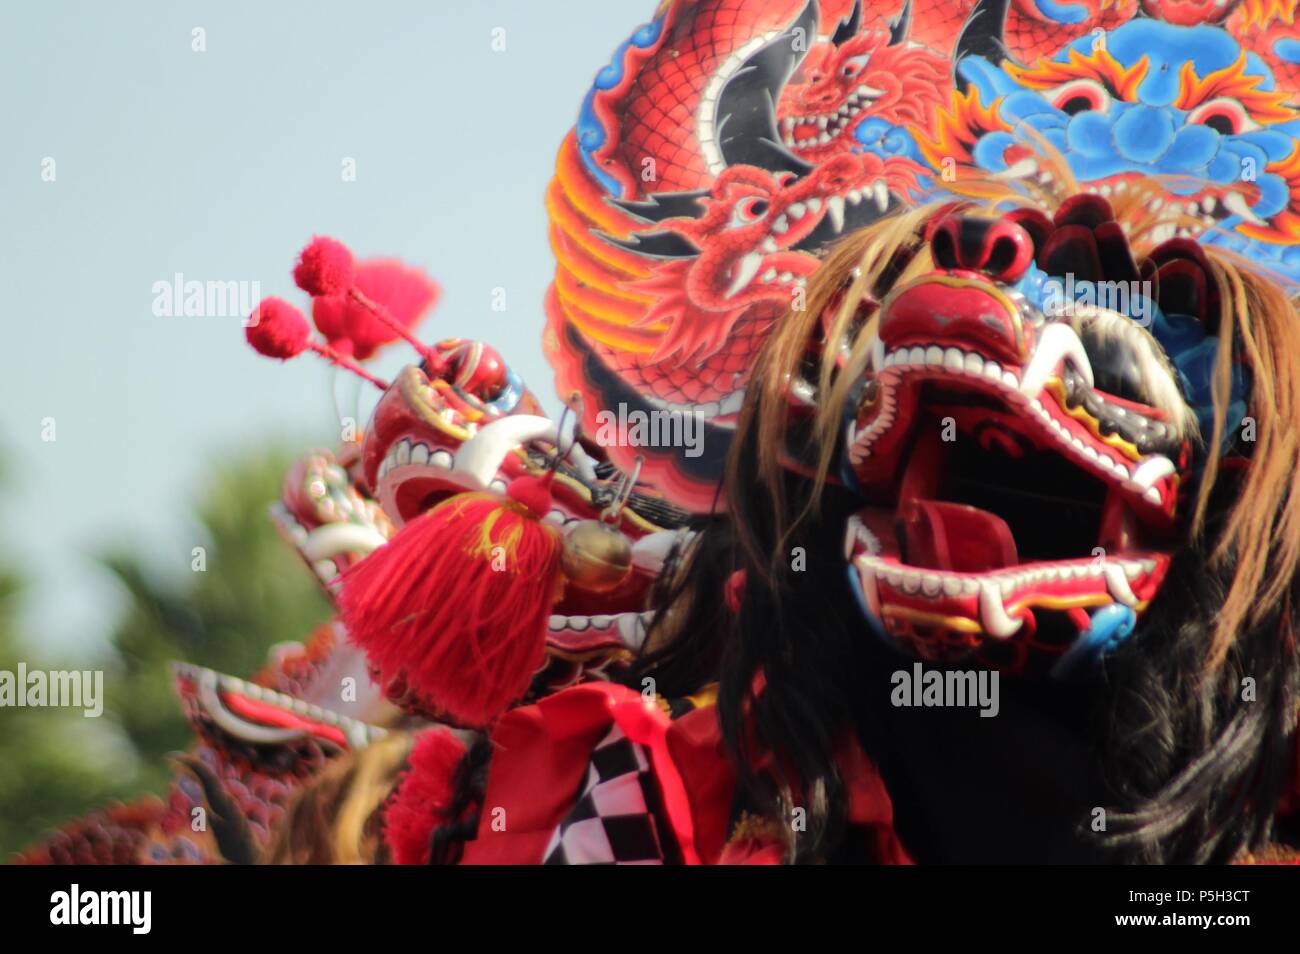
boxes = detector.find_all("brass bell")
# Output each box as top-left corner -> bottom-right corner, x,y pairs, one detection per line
562,514 -> 633,592
555,415 -> 637,593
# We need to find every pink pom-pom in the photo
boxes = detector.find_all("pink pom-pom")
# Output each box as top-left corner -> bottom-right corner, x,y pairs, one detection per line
311,259 -> 440,360
293,236 -> 355,298
245,297 -> 311,359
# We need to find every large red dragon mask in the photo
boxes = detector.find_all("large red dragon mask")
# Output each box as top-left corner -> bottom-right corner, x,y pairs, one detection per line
838,194 -> 1254,676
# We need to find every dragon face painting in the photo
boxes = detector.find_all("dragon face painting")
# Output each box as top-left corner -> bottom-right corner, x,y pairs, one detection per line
545,0 -> 949,510
546,0 -> 1300,512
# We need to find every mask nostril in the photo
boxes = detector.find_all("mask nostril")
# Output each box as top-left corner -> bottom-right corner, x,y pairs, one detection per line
931,216 -> 1033,283
931,226 -> 959,270
985,237 -> 1020,280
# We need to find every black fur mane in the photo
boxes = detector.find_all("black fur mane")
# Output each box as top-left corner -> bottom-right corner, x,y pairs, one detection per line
633,394 -> 1300,864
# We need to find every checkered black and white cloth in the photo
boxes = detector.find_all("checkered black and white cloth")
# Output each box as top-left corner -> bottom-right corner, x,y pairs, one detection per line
542,725 -> 668,865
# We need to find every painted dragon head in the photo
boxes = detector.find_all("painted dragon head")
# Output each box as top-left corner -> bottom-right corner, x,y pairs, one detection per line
546,0 -> 947,511
779,7 -> 949,165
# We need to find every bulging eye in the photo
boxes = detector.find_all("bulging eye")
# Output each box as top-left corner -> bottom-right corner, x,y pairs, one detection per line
1187,97 -> 1261,136
1049,79 -> 1112,116
442,343 -> 508,402
731,197 -> 769,226
840,54 -> 870,79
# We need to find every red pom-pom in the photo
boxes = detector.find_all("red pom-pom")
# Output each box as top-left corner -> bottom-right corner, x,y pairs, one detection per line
293,236 -> 355,298
245,297 -> 311,359
311,259 -> 440,360
383,728 -> 468,865
339,491 -> 564,727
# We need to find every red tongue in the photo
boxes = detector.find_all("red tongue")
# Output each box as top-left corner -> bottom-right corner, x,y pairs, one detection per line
898,499 -> 1019,573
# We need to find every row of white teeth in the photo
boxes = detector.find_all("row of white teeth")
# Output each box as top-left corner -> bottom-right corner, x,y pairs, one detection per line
880,344 -> 1022,388
547,611 -> 653,649
1000,160 -> 1264,227
1148,224 -> 1202,243
774,182 -> 890,235
728,182 -> 891,299
726,249 -> 807,299
776,183 -> 891,232
176,663 -> 385,746
856,554 -> 1152,638
857,552 -> 1154,598
850,342 -> 1031,459
779,84 -> 882,148
377,438 -> 507,492
644,388 -> 745,420
1116,192 -> 1231,240
859,336 -> 1175,500
415,383 -> 481,432
1155,191 -> 1262,226
270,505 -> 345,587
1022,386 -> 1172,503
378,439 -> 450,478
757,266 -> 809,284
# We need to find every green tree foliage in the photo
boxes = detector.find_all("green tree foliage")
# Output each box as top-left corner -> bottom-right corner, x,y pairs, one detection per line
0,566 -> 130,856
1,446 -> 332,856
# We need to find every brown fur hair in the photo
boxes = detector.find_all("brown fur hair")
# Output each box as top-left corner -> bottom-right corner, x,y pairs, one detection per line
262,732 -> 414,865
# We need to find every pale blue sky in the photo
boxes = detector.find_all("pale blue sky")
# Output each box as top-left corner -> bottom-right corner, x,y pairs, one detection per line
0,0 -> 654,655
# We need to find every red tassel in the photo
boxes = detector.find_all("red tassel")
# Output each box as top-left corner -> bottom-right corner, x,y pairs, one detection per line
383,727 -> 468,865
339,475 -> 564,727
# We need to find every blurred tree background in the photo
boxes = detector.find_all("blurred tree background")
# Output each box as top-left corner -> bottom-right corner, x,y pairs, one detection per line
0,447 -> 332,857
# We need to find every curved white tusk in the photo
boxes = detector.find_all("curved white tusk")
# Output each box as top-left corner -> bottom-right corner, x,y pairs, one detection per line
978,581 -> 1024,639
452,414 -> 599,490
556,411 -> 600,484
301,522 -> 390,561
1019,321 -> 1094,397
453,415 -> 555,489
